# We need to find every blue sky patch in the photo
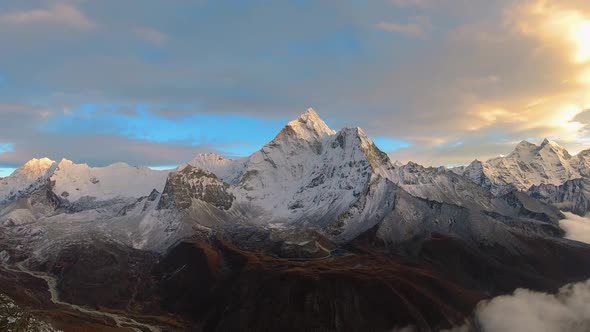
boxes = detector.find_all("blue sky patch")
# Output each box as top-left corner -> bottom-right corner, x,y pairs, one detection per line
0,167 -> 16,177
372,137 -> 411,152
45,104 -> 289,157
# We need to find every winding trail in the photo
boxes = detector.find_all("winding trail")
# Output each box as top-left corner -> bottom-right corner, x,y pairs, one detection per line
3,262 -> 161,332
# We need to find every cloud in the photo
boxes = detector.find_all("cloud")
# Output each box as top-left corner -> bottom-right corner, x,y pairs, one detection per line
466,106 -> 527,131
376,16 -> 431,37
390,0 -> 432,8
2,1 -> 590,167
0,133 -> 210,169
377,0 -> 590,165
0,3 -> 96,29
135,27 -> 167,44
445,278 -> 590,332
559,212 -> 590,244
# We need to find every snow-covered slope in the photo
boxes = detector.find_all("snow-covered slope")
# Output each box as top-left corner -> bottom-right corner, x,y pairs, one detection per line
571,149 -> 590,178
229,109 -> 394,230
0,109 -> 569,255
50,159 -> 169,202
184,153 -> 247,184
460,139 -> 582,195
148,108 -> 396,242
390,162 -> 497,210
1,157 -> 169,206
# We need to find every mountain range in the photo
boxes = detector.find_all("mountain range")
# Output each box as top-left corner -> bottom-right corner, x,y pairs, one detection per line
1,108 -> 590,331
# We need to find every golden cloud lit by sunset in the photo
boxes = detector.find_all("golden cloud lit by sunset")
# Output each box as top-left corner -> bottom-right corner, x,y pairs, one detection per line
459,0 -> 590,152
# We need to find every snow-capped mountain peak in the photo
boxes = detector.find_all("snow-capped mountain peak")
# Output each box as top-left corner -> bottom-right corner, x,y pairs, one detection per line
461,138 -> 581,194
164,109 -> 395,235
21,157 -> 55,172
0,157 -> 57,202
279,107 -> 336,142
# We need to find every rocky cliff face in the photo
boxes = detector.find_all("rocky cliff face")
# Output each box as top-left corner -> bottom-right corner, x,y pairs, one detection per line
158,166 -> 234,210
528,178 -> 590,216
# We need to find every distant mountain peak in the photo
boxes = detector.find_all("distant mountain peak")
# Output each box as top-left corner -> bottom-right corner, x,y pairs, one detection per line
462,138 -> 581,194
24,157 -> 54,165
18,157 -> 56,178
506,139 -> 570,159
21,157 -> 55,171
0,157 -> 57,202
510,138 -> 566,153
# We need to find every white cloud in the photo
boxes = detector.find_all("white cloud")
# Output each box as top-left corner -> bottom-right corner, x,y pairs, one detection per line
560,212 -> 590,244
0,3 -> 95,29
445,279 -> 590,332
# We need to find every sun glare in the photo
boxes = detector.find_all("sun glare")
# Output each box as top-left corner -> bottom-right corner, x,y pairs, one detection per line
572,20 -> 590,63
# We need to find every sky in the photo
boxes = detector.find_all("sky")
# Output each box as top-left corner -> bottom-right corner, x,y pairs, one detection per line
2,0 -> 590,176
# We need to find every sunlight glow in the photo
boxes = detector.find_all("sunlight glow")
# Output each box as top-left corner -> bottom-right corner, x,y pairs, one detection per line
552,104 -> 585,135
572,20 -> 590,63
525,2 -> 590,64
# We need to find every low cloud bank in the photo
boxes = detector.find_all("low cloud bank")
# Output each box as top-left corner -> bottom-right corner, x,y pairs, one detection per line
440,212 -> 590,332
560,212 -> 590,244
444,279 -> 590,332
